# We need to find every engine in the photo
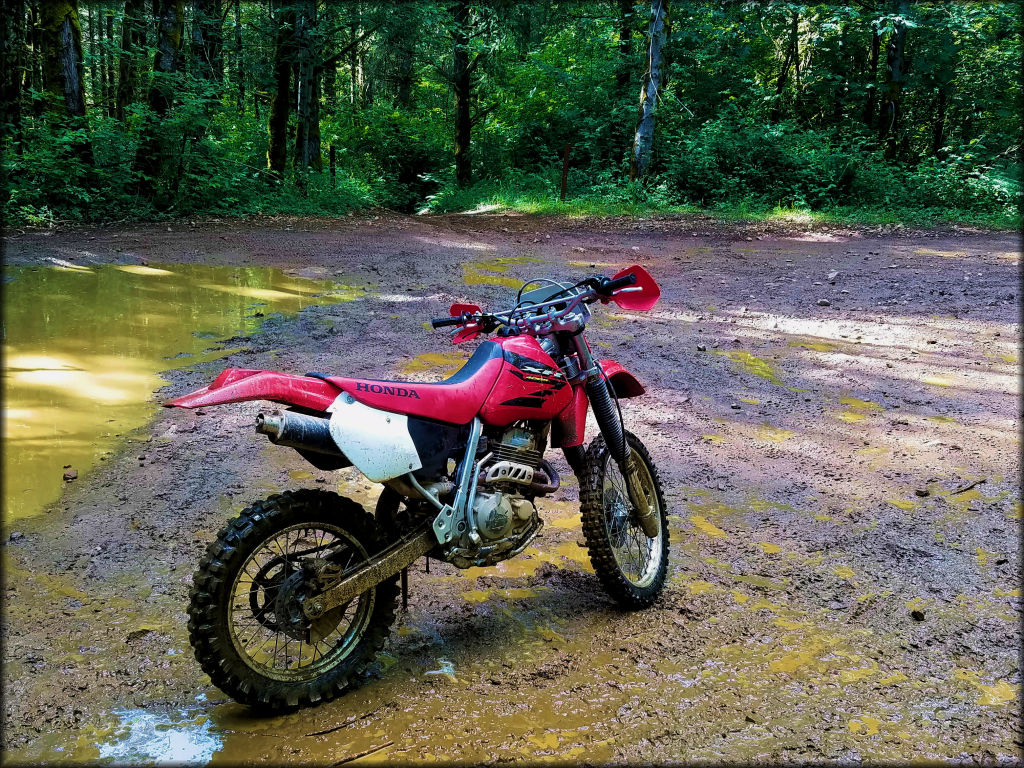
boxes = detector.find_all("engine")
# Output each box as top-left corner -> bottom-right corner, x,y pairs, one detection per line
473,491 -> 535,540
471,424 -> 554,544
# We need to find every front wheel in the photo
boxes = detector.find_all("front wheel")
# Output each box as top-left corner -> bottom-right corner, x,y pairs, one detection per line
187,489 -> 398,710
580,431 -> 669,608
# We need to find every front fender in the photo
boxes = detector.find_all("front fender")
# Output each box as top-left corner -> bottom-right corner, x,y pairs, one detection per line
551,360 -> 644,448
599,359 -> 645,398
164,368 -> 341,411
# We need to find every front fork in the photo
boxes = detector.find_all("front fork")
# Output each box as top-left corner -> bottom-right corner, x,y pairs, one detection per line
568,335 -> 659,539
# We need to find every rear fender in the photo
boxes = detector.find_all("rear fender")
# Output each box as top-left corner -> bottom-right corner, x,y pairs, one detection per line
164,368 -> 341,411
551,360 -> 644,448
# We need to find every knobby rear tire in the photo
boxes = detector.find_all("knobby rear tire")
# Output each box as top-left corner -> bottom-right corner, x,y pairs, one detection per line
187,489 -> 398,711
580,431 -> 669,609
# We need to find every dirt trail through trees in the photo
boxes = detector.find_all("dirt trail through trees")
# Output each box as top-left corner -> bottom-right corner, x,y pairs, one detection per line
2,215 -> 1019,763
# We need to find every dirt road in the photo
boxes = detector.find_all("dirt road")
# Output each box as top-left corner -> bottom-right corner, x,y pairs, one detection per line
3,214 -> 1020,763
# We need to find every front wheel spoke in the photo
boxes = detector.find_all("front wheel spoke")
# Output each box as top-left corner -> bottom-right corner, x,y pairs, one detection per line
634,532 -> 646,575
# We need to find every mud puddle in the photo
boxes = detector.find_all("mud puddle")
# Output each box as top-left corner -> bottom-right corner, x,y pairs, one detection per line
10,701 -> 222,765
1,263 -> 359,526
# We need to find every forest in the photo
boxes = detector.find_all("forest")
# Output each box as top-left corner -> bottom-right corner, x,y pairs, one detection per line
1,0 -> 1020,227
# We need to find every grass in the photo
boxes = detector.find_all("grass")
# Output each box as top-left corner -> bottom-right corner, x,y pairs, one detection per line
424,186 -> 1020,230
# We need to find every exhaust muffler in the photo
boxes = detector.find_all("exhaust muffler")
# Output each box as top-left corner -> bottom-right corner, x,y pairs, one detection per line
255,409 -> 343,457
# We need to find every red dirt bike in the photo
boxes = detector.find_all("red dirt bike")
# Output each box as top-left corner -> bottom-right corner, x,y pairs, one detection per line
167,265 -> 668,710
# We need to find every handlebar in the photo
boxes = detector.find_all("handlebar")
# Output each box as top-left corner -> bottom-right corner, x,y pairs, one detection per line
434,271 -> 636,338
597,273 -> 636,296
430,316 -> 465,329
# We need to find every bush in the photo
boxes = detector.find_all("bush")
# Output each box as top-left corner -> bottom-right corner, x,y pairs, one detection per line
656,114 -> 1020,220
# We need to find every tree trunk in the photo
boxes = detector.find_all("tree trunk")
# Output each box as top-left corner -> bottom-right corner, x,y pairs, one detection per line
323,59 -> 337,117
629,0 -> 668,181
85,4 -> 97,106
348,19 -> 358,111
292,0 -> 320,172
615,0 -> 632,91
393,12 -> 416,107
931,82 -> 948,157
862,25 -> 880,128
266,0 -> 293,175
98,9 -> 108,111
133,0 -> 185,196
309,69 -> 321,167
104,10 -> 114,114
40,0 -> 88,117
98,8 -> 108,108
28,0 -> 45,116
191,0 -> 223,85
1,0 -> 25,150
233,0 -> 243,112
832,22 -> 848,124
452,0 -> 471,188
930,27 -> 956,158
878,0 -> 910,160
769,10 -> 798,124
116,0 -> 145,121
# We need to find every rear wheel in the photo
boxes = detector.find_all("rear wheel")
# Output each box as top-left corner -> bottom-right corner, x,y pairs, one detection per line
580,431 -> 668,608
188,489 -> 398,710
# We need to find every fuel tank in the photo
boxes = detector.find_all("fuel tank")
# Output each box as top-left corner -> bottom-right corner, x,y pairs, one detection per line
479,336 -> 572,426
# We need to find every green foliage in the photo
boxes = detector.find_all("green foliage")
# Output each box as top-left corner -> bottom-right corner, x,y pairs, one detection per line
2,1 -> 1020,229
659,114 -> 1018,219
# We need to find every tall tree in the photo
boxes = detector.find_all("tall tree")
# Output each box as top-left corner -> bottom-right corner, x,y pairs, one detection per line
191,0 -> 223,85
40,0 -> 93,163
292,0 -> 320,171
266,0 -> 294,176
878,0 -> 910,160
85,3 -> 98,107
862,19 -> 881,128
116,0 -> 146,120
0,0 -> 25,151
392,7 -> 417,107
451,0 -> 472,187
928,20 -> 956,157
133,0 -> 185,198
615,0 -> 634,91
629,0 -> 668,181
769,7 -> 799,123
232,0 -> 243,112
39,0 -> 87,116
27,1 -> 45,117
104,9 -> 114,114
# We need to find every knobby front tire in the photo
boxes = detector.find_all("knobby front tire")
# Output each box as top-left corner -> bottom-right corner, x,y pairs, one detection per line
580,431 -> 669,608
187,489 -> 399,711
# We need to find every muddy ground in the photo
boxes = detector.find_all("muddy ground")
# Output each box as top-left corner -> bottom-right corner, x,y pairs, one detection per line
2,213 -> 1021,764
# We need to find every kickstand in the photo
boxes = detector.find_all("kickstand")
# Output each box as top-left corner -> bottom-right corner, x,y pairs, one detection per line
401,567 -> 409,611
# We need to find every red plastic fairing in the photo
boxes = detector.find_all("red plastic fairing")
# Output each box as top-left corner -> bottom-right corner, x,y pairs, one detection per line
478,336 -> 573,426
551,360 -> 644,448
164,369 -> 341,411
327,357 -> 504,425
450,303 -> 483,344
552,386 -> 589,448
607,264 -> 660,311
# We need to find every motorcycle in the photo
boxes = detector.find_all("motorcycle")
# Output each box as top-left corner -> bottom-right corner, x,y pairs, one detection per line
166,265 -> 668,710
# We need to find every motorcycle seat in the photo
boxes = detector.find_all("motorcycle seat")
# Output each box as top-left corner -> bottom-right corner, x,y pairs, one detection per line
322,341 -> 505,424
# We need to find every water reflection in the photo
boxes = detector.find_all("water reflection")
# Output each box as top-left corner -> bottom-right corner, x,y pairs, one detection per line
2,264 -> 358,524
